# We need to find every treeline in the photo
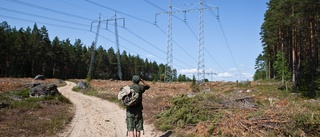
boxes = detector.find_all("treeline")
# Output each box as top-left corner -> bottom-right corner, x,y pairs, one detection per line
255,0 -> 320,97
0,21 -> 192,81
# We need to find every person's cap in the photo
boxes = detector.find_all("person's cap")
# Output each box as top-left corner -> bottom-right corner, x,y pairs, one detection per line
132,75 -> 140,83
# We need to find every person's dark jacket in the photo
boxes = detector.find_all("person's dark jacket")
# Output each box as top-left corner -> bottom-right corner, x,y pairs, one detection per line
127,82 -> 150,112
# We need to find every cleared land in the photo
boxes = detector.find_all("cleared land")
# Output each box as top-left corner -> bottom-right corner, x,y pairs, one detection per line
57,81 -> 162,137
1,78 -> 320,136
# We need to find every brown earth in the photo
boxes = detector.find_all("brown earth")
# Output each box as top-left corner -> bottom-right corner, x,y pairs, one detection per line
57,81 -> 164,137
2,78 -> 319,136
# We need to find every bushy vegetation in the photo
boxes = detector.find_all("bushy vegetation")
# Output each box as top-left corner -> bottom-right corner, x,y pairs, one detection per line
72,81 -> 119,103
0,88 -> 73,136
0,21 -> 171,81
256,0 -> 320,98
154,80 -> 320,136
155,94 -> 224,134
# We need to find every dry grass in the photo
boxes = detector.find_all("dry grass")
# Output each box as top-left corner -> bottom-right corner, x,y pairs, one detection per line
88,79 -> 320,137
0,78 -> 73,137
2,78 -> 319,137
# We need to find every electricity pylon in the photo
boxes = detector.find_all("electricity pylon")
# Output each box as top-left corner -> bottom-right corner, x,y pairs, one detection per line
88,14 -> 102,81
165,0 -> 173,83
198,0 -> 205,82
106,13 -> 125,80
155,0 -> 218,82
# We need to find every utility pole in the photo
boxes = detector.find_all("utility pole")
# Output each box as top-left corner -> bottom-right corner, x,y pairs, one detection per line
205,69 -> 217,81
155,0 -> 218,83
198,0 -> 205,82
164,0 -> 173,83
88,14 -> 102,81
107,13 -> 125,80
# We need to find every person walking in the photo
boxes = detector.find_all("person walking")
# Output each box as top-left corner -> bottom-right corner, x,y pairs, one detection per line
126,74 -> 150,137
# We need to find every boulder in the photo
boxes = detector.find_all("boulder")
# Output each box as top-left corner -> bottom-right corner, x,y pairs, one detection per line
0,102 -> 10,109
29,83 -> 60,97
76,81 -> 88,89
34,75 -> 45,80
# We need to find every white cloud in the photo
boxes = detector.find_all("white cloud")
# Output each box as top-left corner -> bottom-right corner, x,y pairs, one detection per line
177,69 -> 248,81
178,68 -> 198,74
217,72 -> 233,78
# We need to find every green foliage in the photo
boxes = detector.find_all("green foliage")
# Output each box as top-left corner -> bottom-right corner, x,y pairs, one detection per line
258,0 -> 320,97
0,21 -> 164,80
286,111 -> 320,136
0,88 -> 73,137
254,53 -> 266,80
1,89 -> 71,109
11,97 -> 43,109
155,94 -> 223,132
190,75 -> 199,92
236,81 -> 251,88
159,125 -> 174,131
274,52 -> 292,82
176,133 -> 196,137
15,89 -> 30,99
177,74 -> 192,82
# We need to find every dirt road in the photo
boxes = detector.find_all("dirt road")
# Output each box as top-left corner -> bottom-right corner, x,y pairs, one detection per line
57,81 -> 162,137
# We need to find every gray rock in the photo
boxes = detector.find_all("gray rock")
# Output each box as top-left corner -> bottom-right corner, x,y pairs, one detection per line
29,83 -> 59,97
0,102 -> 10,109
77,81 -> 88,89
34,75 -> 45,80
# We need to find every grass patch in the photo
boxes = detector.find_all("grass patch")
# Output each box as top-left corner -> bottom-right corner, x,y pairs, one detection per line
72,81 -> 119,104
0,89 -> 73,137
155,94 -> 224,133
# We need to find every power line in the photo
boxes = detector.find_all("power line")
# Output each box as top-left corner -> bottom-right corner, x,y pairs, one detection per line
0,7 -> 89,28
155,0 -> 218,82
204,47 -> 225,72
124,28 -> 166,54
0,14 -> 90,32
144,0 -> 197,63
121,27 -> 195,68
107,27 -> 194,69
154,24 -> 197,62
216,18 -> 242,80
6,0 -> 94,21
143,0 -> 166,11
56,0 -> 99,15
204,1 -> 242,79
182,19 -> 225,73
3,0 -> 213,77
106,29 -> 166,61
84,0 -> 155,25
86,0 -> 195,70
147,0 -> 226,79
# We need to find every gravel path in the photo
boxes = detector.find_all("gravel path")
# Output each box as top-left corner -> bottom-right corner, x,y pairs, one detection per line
57,81 -> 162,137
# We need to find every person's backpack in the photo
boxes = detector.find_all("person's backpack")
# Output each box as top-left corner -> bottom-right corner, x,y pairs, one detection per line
117,85 -> 140,107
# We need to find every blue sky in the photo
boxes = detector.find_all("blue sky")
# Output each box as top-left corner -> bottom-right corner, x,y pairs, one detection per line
0,0 -> 269,81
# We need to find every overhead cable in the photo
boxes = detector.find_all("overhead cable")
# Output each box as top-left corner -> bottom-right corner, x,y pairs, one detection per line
6,0 -> 94,21
0,7 -> 89,27
84,0 -> 155,25
0,14 -> 89,31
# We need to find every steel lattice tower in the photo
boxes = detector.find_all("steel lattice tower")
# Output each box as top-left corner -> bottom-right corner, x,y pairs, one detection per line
88,14 -> 101,80
164,0 -> 173,83
107,13 -> 125,80
114,14 -> 122,80
197,0 -> 205,82
155,0 -> 218,83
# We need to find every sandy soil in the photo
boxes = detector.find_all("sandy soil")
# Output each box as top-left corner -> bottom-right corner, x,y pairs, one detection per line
57,81 -> 163,137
